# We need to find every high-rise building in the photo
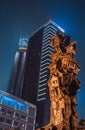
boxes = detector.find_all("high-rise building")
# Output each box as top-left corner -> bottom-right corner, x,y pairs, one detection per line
21,20 -> 65,128
8,45 -> 27,97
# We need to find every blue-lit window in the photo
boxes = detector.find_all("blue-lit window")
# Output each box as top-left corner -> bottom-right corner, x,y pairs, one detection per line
16,102 -> 28,112
0,94 -> 2,102
2,96 -> 16,108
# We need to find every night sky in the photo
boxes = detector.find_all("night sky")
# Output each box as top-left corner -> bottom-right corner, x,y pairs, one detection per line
0,0 -> 85,121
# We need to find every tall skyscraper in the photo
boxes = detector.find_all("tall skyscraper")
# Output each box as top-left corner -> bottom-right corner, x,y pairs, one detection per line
8,45 -> 27,97
21,20 -> 65,128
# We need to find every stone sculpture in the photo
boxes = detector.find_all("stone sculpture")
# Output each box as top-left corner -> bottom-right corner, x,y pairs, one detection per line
38,31 -> 80,130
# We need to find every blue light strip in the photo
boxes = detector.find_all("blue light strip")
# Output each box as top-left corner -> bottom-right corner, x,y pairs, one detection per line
0,90 -> 36,113
0,94 -> 2,102
3,96 -> 16,107
16,102 -> 28,112
2,96 -> 28,112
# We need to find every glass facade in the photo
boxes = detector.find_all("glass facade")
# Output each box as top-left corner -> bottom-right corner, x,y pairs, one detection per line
22,28 -> 43,105
8,47 -> 27,97
0,90 -> 36,130
22,21 -> 64,128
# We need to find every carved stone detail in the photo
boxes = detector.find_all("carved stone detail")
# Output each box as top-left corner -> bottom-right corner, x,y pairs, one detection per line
48,31 -> 80,130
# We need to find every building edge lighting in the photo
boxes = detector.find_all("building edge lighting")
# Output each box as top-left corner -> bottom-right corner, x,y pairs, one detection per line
31,20 -> 65,36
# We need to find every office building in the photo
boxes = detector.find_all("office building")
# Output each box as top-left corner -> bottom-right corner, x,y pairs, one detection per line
0,90 -> 36,130
21,20 -> 64,128
8,38 -> 27,97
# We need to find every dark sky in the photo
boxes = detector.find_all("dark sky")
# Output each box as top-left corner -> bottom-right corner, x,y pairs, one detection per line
0,0 -> 85,121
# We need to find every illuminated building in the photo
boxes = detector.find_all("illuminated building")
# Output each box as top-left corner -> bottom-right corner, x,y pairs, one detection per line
22,20 -> 65,128
8,38 -> 28,97
0,90 -> 36,130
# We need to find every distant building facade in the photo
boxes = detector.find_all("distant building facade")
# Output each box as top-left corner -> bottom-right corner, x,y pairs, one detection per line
0,90 -> 36,130
8,39 -> 27,97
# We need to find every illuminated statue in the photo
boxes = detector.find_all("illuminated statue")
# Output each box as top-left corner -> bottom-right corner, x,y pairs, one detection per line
37,31 -> 80,130
48,31 -> 80,130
